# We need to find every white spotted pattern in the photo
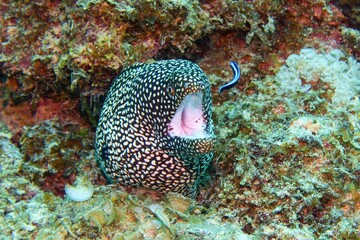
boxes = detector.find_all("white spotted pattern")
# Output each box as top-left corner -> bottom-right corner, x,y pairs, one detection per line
95,59 -> 214,197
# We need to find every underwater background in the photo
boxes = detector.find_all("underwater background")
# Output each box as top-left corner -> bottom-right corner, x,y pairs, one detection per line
0,0 -> 359,239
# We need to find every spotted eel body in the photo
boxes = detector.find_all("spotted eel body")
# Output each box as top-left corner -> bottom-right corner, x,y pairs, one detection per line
95,60 -> 214,198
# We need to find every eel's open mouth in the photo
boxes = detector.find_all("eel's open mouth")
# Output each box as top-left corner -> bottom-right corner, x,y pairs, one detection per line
168,92 -> 207,138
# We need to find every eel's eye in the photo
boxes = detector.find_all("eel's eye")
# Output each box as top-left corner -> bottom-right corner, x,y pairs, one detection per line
166,83 -> 176,97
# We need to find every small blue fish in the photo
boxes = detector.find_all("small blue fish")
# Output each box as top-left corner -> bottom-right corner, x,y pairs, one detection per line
218,61 -> 241,93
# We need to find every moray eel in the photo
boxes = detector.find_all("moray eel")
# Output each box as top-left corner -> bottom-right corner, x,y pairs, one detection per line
95,60 -> 214,198
218,61 -> 241,93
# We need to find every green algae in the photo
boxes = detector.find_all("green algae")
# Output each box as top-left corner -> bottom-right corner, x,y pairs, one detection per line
0,0 -> 359,239
210,49 -> 360,237
1,119 -> 254,239
1,0 -> 277,108
18,120 -> 95,193
1,47 -> 359,238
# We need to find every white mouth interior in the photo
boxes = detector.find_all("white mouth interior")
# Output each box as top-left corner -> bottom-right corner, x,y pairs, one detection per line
168,92 -> 206,138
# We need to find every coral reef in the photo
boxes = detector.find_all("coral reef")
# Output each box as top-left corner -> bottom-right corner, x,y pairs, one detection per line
335,0 -> 360,28
1,0 -> 352,123
1,48 -> 358,238
0,0 -> 359,239
19,120 -> 102,197
1,122 -> 253,239
209,48 -> 359,238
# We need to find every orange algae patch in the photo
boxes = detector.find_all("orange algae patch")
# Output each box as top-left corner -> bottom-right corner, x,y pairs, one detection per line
290,118 -> 320,135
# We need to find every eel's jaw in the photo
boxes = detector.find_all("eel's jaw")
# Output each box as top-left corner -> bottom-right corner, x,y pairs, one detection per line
168,92 -> 208,139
